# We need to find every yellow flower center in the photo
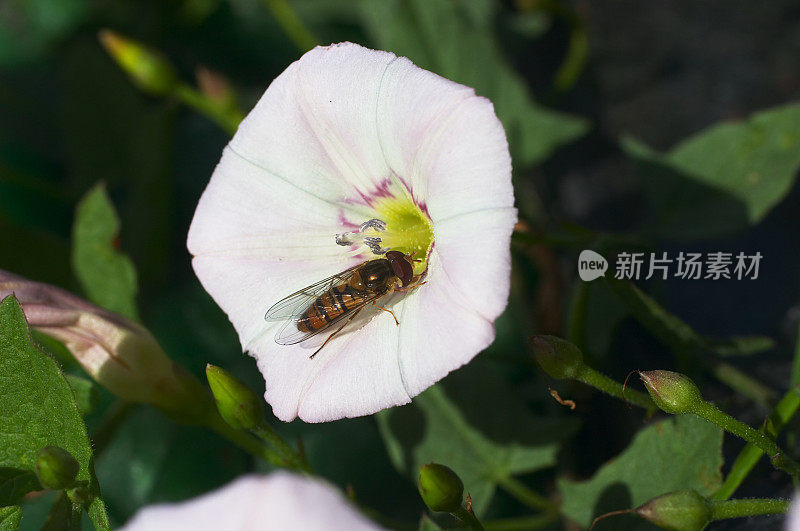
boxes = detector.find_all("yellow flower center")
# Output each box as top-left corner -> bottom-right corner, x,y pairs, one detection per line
336,195 -> 434,277
369,196 -> 434,276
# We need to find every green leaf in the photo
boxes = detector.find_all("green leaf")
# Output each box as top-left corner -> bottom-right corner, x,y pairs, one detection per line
376,365 -> 577,516
558,415 -> 723,528
63,375 -> 98,416
358,0 -> 589,167
0,296 -> 109,530
0,506 -> 21,531
624,103 -> 800,239
71,183 -> 139,320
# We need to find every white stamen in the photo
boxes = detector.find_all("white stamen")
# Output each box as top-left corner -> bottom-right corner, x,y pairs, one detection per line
335,218 -> 388,255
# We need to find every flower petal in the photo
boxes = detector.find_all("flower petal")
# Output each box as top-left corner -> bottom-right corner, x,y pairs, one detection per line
230,42 -> 399,202
375,58 -> 514,221
252,295 -> 413,423
188,148 -> 347,259
433,207 -> 517,320
121,472 -> 383,531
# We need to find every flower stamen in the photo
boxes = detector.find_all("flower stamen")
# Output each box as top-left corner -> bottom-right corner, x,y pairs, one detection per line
335,218 -> 388,255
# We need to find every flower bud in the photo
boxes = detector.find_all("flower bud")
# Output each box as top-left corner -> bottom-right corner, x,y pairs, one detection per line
98,30 -> 177,96
530,335 -> 584,379
638,370 -> 703,414
0,270 -> 210,422
35,446 -> 79,490
635,490 -> 711,531
206,364 -> 264,430
418,463 -> 464,513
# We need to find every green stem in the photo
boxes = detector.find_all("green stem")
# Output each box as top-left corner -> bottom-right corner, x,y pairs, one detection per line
715,386 -> 800,500
251,423 -> 311,473
574,365 -> 657,412
710,498 -> 789,520
453,506 -> 485,531
496,476 -> 555,512
205,411 -> 292,470
484,512 -> 559,531
693,401 -> 800,477
173,83 -> 244,135
260,0 -> 318,51
566,281 -> 588,350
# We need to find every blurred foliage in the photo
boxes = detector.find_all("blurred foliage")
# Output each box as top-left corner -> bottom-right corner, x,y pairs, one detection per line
1,0 -> 799,529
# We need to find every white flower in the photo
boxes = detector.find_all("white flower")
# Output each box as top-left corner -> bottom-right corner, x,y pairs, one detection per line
187,42 -> 516,422
121,472 -> 383,531
788,494 -> 800,531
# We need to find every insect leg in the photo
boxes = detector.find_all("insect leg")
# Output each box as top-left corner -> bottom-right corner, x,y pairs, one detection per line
372,300 -> 399,326
395,280 -> 428,292
309,306 -> 363,359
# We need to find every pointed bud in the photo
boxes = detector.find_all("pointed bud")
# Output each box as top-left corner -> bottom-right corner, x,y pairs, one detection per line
0,270 -> 211,422
639,370 -> 703,414
196,67 -> 238,112
530,335 -> 585,379
206,364 -> 263,430
35,446 -> 79,490
98,30 -> 177,95
636,490 -> 711,531
418,463 -> 464,513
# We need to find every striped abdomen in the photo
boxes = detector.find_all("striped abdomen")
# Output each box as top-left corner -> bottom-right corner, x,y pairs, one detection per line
297,284 -> 366,333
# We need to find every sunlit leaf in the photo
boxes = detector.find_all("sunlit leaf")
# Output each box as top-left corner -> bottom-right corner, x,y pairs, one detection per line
0,296 -> 109,529
558,415 -> 723,528
0,506 -> 21,531
624,103 -> 800,239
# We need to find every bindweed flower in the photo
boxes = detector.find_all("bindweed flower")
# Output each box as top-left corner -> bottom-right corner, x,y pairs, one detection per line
188,42 -> 516,422
121,471 -> 383,530
0,270 -> 208,420
788,494 -> 800,530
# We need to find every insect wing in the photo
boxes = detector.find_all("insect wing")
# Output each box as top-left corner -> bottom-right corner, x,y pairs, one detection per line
264,266 -> 359,322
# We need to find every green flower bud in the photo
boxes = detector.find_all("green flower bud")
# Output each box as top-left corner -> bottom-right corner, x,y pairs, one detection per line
206,364 -> 264,430
418,463 -> 464,513
35,446 -> 79,490
639,370 -> 703,415
635,490 -> 711,531
530,335 -> 584,379
99,30 -> 177,95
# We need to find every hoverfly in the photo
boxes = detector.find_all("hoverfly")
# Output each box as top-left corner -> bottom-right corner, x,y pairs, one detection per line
264,251 -> 423,358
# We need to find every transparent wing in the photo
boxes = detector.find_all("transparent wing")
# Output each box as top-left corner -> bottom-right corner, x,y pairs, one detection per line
265,265 -> 380,346
272,298 -> 371,346
264,266 -> 360,321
